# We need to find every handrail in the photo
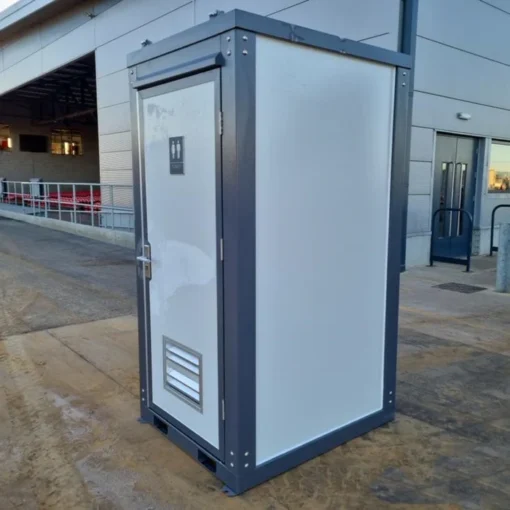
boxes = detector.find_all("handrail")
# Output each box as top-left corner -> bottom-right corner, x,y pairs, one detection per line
430,207 -> 473,272
489,204 -> 510,256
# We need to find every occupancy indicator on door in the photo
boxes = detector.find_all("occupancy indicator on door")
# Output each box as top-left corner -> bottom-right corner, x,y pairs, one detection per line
169,136 -> 184,175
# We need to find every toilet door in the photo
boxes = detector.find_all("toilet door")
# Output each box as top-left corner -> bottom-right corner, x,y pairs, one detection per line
137,69 -> 224,459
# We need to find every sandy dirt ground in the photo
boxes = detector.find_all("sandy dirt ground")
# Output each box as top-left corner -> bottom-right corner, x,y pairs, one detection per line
0,220 -> 510,509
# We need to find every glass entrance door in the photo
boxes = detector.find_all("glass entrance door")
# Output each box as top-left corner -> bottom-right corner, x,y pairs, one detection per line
432,134 -> 477,259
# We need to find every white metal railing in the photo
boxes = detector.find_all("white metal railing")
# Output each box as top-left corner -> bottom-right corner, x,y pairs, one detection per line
0,180 -> 134,232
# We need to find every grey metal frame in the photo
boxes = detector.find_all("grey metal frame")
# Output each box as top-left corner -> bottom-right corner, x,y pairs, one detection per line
129,3 -> 418,495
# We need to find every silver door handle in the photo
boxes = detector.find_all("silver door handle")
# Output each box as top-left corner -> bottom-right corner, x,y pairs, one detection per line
136,256 -> 151,264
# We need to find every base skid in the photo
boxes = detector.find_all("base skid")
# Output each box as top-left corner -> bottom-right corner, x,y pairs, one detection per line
221,485 -> 238,497
138,406 -> 394,496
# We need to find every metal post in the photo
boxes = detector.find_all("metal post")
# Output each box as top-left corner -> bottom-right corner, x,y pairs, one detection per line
90,184 -> 94,227
490,205 -> 510,256
73,184 -> 77,224
57,183 -> 61,221
496,224 -> 510,292
44,183 -> 48,218
110,185 -> 114,230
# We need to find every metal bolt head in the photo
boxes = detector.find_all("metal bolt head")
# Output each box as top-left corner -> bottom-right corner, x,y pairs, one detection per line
242,50 -> 248,55
227,50 -> 232,56
244,452 -> 249,457
242,35 -> 248,41
244,463 -> 249,468
403,72 -> 407,76
230,462 -> 234,467
402,82 -> 406,87
230,451 -> 234,456
226,36 -> 231,42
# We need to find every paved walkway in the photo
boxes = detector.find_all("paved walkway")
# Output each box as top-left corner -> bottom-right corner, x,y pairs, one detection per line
0,220 -> 509,508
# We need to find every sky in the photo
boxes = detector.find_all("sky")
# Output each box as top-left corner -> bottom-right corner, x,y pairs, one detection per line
0,0 -> 17,14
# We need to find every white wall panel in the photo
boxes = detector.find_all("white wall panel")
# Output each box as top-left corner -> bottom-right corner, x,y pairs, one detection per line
95,0 -> 190,47
41,20 -> 95,73
97,68 -> 130,108
410,126 -> 434,162
95,3 -> 193,78
98,102 -> 131,135
408,161 -> 432,195
415,38 -> 510,110
255,36 -> 394,465
418,0 -> 510,65
99,131 -> 132,153
194,0 -> 304,23
270,0 -> 401,51
413,91 -> 510,140
99,150 -> 132,171
407,194 -> 431,234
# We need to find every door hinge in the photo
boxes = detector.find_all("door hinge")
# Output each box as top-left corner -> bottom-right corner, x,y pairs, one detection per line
136,244 -> 152,280
220,238 -> 224,261
218,111 -> 223,136
221,399 -> 225,420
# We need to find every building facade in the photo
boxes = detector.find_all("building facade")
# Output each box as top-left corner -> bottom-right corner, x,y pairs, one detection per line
0,0 -> 509,266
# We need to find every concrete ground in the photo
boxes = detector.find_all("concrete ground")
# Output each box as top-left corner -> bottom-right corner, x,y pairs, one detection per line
0,217 -> 135,337
1,220 -> 510,509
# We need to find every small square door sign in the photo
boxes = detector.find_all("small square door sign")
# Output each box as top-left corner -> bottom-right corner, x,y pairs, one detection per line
169,136 -> 184,175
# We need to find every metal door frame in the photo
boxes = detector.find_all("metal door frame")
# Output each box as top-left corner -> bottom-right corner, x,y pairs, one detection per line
133,67 -> 225,461
432,133 -> 478,258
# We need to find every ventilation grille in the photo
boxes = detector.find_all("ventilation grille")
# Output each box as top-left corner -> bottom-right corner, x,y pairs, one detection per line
163,337 -> 202,411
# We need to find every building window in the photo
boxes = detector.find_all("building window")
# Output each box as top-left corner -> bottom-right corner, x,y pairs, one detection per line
488,141 -> 510,193
51,130 -> 83,156
19,134 -> 47,153
0,125 -> 12,151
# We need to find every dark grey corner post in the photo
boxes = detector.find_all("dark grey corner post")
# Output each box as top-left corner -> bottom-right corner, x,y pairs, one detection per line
398,0 -> 419,272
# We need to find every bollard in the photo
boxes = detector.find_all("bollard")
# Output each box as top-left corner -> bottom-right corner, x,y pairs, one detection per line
496,223 -> 510,292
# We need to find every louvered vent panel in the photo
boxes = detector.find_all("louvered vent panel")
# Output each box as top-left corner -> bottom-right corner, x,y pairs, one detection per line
163,337 -> 202,411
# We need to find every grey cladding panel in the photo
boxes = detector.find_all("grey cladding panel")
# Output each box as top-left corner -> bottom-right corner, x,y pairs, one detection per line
39,2 -> 90,48
41,22 -> 95,74
99,132 -> 132,153
194,0 -> 303,23
410,127 -> 434,162
413,91 -> 510,140
270,0 -> 401,51
481,0 -> 510,14
2,29 -> 41,70
418,0 -> 510,65
407,195 -> 431,234
408,161 -> 432,195
95,3 -> 193,78
97,69 -> 130,108
95,0 -> 191,47
98,102 -> 131,135
100,150 -> 132,171
415,37 -> 510,110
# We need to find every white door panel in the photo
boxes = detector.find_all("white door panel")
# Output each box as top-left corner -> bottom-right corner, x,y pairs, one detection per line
142,76 -> 220,450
